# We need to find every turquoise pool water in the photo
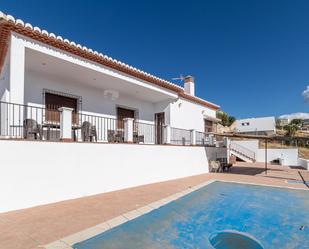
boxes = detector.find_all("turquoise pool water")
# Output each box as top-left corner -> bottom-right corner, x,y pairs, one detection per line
73,181 -> 309,249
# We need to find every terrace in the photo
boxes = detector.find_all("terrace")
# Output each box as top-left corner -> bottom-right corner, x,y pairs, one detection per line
0,100 -> 220,146
0,162 -> 308,249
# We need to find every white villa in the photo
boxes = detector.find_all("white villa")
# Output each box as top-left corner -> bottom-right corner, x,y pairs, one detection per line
0,12 -> 227,212
0,13 -> 220,144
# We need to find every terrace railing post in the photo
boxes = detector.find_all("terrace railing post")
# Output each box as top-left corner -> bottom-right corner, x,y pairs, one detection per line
190,129 -> 196,146
59,107 -> 73,142
163,125 -> 171,144
224,137 -> 230,163
124,118 -> 134,143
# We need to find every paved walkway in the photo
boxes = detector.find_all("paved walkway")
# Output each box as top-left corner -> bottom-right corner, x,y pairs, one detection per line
0,163 -> 308,249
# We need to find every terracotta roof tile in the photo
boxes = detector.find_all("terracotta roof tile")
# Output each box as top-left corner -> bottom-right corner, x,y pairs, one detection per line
0,11 -> 220,110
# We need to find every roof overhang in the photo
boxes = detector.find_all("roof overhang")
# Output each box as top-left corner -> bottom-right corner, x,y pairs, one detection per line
203,115 -> 221,123
0,12 -> 220,110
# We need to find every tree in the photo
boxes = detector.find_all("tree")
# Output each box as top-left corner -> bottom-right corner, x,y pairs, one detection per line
217,111 -> 235,127
290,119 -> 303,127
283,124 -> 298,137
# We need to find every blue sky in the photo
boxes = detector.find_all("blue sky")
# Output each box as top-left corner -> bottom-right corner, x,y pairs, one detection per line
1,0 -> 309,118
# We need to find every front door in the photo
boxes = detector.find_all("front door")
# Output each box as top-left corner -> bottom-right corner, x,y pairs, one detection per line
155,112 -> 165,144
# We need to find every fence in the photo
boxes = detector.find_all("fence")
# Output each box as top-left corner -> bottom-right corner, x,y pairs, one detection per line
196,131 -> 207,145
135,121 -> 155,144
170,127 -> 191,145
0,101 -> 224,147
0,101 -> 60,140
74,113 -> 122,142
230,141 -> 256,161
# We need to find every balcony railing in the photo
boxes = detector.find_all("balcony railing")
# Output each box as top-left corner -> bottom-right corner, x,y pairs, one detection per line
135,121 -> 155,144
74,112 -> 121,142
0,101 -> 60,140
0,101 -> 223,147
170,127 -> 191,146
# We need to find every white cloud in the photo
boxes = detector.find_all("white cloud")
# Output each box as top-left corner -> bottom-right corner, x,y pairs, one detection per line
302,86 -> 309,103
279,112 -> 309,120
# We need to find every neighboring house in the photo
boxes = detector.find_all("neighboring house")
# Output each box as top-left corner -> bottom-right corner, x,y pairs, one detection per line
0,12 -> 220,145
236,117 -> 276,136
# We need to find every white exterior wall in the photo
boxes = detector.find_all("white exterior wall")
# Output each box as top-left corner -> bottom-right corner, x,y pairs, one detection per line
25,70 -> 156,123
169,98 -> 216,131
9,34 -> 25,104
6,33 -> 219,130
231,140 -> 299,166
256,148 -> 299,166
236,117 -> 276,134
0,140 -> 211,212
0,48 -> 10,102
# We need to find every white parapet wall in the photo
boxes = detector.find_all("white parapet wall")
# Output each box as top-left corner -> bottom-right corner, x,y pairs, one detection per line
230,140 -> 299,166
298,158 -> 309,170
256,148 -> 299,166
0,140 -> 220,212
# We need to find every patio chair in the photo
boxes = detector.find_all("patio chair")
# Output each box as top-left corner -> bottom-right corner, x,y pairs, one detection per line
81,121 -> 97,142
133,131 -> 145,144
23,119 -> 42,140
209,160 -> 221,173
108,130 -> 116,142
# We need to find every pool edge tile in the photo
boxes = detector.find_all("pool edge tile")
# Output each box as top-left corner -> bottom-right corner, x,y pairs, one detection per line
43,180 -> 215,248
44,240 -> 72,249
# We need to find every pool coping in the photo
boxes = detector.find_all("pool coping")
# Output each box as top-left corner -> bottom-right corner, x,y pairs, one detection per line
43,179 -> 308,249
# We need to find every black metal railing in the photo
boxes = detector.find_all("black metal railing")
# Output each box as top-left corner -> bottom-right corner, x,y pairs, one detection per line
0,101 -> 60,140
170,127 -> 191,145
135,121 -> 155,144
0,101 -> 223,147
75,113 -> 123,142
196,131 -> 207,145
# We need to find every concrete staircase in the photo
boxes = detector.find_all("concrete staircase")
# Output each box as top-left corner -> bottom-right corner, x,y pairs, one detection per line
230,142 -> 256,163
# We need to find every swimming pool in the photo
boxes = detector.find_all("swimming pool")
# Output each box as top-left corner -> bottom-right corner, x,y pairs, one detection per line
73,181 -> 309,249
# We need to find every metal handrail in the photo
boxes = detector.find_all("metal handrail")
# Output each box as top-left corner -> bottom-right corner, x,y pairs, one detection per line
135,121 -> 155,144
230,142 -> 256,160
170,127 -> 191,146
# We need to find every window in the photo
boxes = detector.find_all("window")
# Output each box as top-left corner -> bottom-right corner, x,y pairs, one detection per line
44,91 -> 79,124
116,107 -> 135,130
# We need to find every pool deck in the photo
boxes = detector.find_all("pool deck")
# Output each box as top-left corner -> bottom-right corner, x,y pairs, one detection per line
1,162 -> 308,249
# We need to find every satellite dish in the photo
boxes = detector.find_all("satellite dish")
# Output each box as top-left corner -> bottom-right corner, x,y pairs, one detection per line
103,90 -> 119,100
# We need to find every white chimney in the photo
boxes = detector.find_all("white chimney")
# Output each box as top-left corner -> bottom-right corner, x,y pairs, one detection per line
184,75 -> 195,96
